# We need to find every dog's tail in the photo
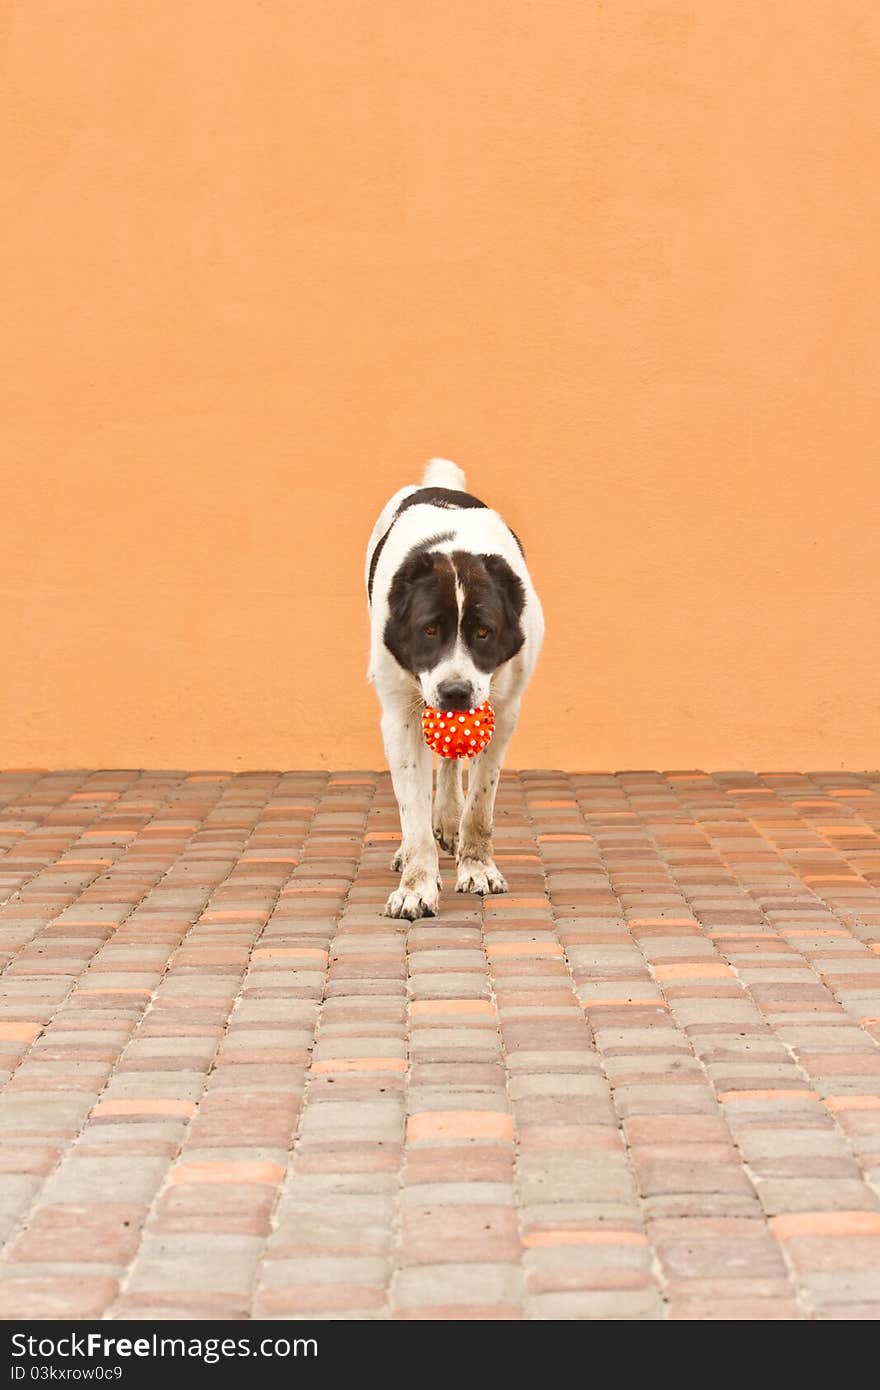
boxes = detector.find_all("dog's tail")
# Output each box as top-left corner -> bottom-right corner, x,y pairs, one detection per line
422,457 -> 466,491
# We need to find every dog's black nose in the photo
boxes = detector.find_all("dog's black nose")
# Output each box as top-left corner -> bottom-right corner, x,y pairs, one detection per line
436,680 -> 474,711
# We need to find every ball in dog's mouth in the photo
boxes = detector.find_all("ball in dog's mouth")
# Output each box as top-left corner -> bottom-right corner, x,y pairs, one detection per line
421,701 -> 495,759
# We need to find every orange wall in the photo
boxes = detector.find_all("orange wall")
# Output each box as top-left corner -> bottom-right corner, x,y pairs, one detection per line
3,2 -> 879,771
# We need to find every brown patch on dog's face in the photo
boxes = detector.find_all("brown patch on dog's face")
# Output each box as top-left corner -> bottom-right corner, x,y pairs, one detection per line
452,551 -> 526,671
383,545 -> 458,677
383,544 -> 525,683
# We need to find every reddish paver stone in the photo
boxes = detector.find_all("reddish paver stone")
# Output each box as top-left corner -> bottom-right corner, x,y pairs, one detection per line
2,768 -> 880,1319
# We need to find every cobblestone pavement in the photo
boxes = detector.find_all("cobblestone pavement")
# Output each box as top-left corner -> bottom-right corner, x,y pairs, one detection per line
1,768 -> 880,1319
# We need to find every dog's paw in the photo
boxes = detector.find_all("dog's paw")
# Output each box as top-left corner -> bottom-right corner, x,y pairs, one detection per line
384,868 -> 440,920
390,846 -> 404,872
455,858 -> 508,896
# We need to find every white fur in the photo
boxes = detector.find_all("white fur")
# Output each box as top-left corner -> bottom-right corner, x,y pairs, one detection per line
422,457 -> 467,489
367,459 -> 544,919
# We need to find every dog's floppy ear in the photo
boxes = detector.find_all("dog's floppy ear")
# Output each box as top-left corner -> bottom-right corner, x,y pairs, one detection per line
387,548 -> 436,623
480,554 -> 526,663
481,554 -> 525,619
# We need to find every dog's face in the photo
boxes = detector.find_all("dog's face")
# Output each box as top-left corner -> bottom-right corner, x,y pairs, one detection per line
384,547 -> 526,709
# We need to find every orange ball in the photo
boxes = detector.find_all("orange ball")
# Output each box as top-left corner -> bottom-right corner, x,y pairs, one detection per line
422,701 -> 495,759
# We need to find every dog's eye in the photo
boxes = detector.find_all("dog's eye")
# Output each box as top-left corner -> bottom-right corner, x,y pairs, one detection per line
476,625 -> 492,640
423,624 -> 439,637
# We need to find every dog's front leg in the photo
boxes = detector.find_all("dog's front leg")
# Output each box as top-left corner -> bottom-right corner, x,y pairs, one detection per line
456,697 -> 519,897
381,704 -> 440,920
433,759 -> 464,855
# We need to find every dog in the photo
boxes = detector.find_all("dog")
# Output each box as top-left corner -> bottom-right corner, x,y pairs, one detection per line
366,458 -> 544,919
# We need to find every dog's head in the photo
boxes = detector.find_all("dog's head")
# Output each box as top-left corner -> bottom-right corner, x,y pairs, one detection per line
384,546 -> 526,709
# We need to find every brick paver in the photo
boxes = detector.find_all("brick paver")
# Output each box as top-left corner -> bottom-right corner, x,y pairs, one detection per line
1,767 -> 879,1319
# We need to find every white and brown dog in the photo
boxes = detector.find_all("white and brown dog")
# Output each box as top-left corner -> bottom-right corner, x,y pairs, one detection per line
366,458 -> 544,919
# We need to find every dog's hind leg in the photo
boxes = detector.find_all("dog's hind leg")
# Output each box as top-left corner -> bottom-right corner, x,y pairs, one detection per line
381,702 -> 440,920
433,758 -> 464,856
456,697 -> 519,897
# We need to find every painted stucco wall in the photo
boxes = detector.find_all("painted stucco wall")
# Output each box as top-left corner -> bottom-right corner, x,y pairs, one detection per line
3,3 -> 878,768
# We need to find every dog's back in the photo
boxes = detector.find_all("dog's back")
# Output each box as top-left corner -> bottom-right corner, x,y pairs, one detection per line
365,457 -> 471,596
